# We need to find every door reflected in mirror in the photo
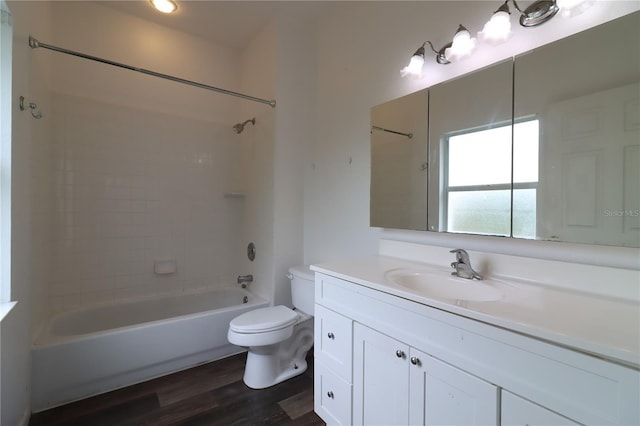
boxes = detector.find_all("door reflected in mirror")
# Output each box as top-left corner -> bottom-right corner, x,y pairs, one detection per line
515,12 -> 639,247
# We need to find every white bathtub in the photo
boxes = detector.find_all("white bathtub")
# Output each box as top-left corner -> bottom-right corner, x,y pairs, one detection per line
31,287 -> 268,412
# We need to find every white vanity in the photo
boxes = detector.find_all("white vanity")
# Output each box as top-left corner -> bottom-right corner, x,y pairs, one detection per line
311,241 -> 640,426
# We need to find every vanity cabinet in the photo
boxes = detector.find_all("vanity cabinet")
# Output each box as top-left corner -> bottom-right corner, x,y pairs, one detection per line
314,304 -> 353,425
353,324 -> 410,425
313,271 -> 640,426
353,323 -> 498,426
315,362 -> 352,425
501,391 -> 580,426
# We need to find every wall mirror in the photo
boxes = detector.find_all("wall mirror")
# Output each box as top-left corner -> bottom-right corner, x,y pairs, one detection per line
370,12 -> 640,248
371,89 -> 428,230
428,60 -> 515,236
514,12 -> 639,247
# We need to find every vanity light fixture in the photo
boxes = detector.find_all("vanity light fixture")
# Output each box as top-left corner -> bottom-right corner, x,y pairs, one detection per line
401,40 -> 450,76
150,0 -> 177,14
428,41 -> 453,65
517,0 -> 559,27
401,0 -> 594,77
401,23 -> 474,75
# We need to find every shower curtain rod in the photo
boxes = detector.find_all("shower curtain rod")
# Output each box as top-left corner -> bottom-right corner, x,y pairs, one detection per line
28,36 -> 277,108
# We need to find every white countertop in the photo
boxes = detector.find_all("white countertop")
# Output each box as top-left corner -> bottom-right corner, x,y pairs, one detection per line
311,255 -> 640,368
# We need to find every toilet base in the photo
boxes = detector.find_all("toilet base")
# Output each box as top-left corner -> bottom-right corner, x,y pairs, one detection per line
242,318 -> 314,389
243,350 -> 309,389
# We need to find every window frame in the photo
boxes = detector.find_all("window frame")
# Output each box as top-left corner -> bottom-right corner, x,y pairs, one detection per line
441,117 -> 539,237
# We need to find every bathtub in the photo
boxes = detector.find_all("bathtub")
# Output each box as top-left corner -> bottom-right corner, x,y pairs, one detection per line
31,287 -> 268,412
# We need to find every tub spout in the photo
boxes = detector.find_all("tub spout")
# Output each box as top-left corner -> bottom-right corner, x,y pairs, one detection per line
237,274 -> 253,288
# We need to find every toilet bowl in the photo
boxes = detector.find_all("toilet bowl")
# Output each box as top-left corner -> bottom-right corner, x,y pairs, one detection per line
227,265 -> 315,389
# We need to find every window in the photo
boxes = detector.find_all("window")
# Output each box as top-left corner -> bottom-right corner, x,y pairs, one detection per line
443,119 -> 539,238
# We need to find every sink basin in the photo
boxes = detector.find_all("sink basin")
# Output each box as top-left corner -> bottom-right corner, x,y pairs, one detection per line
385,269 -> 503,302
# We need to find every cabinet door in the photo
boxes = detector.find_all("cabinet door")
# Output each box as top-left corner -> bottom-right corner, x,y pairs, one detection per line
502,391 -> 580,426
409,348 -> 499,426
315,304 -> 353,380
353,323 -> 410,426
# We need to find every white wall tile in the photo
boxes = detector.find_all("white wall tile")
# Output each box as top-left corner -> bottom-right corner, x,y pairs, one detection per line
48,92 -> 243,309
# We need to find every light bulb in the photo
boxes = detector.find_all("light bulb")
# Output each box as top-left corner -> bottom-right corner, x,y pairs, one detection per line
401,44 -> 425,78
401,54 -> 425,78
557,0 -> 593,17
150,0 -> 177,14
445,25 -> 477,62
479,10 -> 512,45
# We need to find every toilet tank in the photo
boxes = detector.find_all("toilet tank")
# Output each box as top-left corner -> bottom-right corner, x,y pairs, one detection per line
288,265 -> 315,315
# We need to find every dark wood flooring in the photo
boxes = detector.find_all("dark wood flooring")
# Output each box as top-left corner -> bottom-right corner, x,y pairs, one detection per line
29,351 -> 325,426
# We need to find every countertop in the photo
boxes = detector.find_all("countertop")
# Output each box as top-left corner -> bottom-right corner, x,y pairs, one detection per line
311,255 -> 640,369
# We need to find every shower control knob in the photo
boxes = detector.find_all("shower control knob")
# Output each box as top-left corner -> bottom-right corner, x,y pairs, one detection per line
410,357 -> 420,366
396,350 -> 405,359
327,391 -> 334,399
327,332 -> 335,339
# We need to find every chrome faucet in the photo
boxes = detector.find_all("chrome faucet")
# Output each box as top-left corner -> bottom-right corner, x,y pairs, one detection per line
450,249 -> 483,280
237,274 -> 253,288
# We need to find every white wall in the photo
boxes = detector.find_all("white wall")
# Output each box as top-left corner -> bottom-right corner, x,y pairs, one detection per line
237,12 -> 315,307
238,20 -> 277,303
306,1 -> 640,268
271,13 -> 316,306
4,1 -> 53,424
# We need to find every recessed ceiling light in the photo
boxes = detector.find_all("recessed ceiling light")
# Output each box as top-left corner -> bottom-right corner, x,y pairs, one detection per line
150,0 -> 177,14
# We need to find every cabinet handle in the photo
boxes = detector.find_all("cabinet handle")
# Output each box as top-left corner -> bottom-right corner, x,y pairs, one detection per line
395,350 -> 405,359
410,356 -> 420,366
327,391 -> 334,398
327,332 -> 335,339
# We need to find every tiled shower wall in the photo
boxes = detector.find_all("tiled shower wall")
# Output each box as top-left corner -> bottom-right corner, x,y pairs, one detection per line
48,93 -> 244,311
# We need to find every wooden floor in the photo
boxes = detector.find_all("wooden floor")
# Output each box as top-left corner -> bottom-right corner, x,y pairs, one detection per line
29,351 -> 325,426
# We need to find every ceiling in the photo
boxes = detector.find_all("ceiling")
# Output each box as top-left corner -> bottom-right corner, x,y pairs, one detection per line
100,1 -> 326,50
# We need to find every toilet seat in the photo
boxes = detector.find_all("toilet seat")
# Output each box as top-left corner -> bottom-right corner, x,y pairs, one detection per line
229,305 -> 298,334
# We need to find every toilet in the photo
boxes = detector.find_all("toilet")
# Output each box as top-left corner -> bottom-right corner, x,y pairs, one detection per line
227,265 -> 315,389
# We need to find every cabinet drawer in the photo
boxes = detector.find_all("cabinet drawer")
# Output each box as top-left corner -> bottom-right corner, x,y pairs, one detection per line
315,362 -> 352,426
502,390 -> 580,425
315,304 -> 353,381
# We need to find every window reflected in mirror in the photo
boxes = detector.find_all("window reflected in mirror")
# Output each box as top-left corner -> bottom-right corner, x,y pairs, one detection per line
443,119 -> 538,238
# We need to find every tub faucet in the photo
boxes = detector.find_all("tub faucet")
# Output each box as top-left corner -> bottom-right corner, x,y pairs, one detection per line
237,274 -> 253,288
450,249 -> 483,280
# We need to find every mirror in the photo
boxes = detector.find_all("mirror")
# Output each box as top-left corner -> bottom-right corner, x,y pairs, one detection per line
371,89 -> 428,230
370,12 -> 640,247
515,12 -> 639,246
428,60 -> 514,236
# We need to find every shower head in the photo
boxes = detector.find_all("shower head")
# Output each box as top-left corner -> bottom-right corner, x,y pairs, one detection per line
233,118 -> 256,134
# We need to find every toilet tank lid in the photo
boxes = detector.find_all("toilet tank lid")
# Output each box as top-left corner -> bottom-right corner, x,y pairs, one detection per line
288,265 -> 314,281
